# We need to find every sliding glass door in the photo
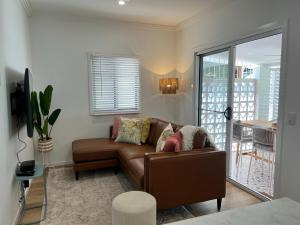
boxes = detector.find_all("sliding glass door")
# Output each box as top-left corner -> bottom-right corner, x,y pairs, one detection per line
198,49 -> 234,175
197,32 -> 283,200
230,34 -> 282,199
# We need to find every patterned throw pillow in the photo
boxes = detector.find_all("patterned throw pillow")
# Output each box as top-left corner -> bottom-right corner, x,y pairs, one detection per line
156,123 -> 174,152
161,131 -> 183,152
141,117 -> 151,144
115,118 -> 143,145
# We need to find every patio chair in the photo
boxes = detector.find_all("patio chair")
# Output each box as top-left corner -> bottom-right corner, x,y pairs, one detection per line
248,126 -> 275,188
232,120 -> 253,166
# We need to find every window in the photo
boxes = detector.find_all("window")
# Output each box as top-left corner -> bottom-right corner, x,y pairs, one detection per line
89,55 -> 140,115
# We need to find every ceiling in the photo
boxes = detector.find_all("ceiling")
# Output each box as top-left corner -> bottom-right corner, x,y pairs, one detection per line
28,0 -> 234,26
204,34 -> 282,67
236,34 -> 282,65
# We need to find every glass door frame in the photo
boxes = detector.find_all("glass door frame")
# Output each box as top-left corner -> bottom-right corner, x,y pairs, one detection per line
197,47 -> 235,176
194,27 -> 287,201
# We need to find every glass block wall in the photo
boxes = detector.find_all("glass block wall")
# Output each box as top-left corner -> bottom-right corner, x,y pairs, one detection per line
269,67 -> 280,121
201,58 -> 257,150
201,78 -> 256,150
233,79 -> 256,121
201,52 -> 229,150
201,78 -> 228,150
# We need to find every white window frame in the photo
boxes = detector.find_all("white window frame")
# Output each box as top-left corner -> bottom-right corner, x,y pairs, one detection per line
88,53 -> 141,115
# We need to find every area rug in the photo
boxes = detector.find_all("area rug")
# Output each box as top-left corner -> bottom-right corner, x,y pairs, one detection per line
40,167 -> 194,225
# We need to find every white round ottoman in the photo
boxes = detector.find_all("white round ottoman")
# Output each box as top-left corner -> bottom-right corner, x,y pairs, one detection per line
112,191 -> 156,225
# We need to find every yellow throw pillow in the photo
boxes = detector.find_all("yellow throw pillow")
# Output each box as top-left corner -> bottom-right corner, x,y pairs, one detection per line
141,117 -> 151,144
115,118 -> 143,145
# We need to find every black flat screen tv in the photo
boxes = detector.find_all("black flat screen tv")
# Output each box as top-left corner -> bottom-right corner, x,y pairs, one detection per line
11,68 -> 33,138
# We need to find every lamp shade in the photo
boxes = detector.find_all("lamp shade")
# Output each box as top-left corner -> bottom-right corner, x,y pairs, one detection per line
159,78 -> 179,94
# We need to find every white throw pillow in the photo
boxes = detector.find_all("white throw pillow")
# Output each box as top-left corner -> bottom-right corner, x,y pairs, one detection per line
180,125 -> 200,150
156,123 -> 174,152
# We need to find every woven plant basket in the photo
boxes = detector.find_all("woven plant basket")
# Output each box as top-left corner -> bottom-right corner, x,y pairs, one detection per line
38,138 -> 53,152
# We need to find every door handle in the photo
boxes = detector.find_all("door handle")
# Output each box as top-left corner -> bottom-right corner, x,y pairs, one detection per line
224,107 -> 232,121
201,106 -> 232,121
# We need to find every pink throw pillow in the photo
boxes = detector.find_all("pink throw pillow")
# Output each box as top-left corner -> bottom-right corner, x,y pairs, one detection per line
112,117 -> 121,139
161,131 -> 183,152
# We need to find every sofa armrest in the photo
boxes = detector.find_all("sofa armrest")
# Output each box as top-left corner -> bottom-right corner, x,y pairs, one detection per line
144,150 -> 226,209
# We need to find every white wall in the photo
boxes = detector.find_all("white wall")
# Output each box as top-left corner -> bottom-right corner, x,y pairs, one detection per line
30,12 -> 177,165
0,0 -> 33,224
176,0 -> 300,201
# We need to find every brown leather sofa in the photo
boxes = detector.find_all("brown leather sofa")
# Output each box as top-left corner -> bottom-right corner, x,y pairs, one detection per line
72,118 -> 226,210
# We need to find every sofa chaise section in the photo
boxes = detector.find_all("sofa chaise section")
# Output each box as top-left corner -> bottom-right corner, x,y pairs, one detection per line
72,118 -> 226,210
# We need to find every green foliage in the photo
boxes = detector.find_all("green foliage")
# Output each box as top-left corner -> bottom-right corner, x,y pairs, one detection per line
43,85 -> 53,115
31,85 -> 61,140
49,109 -> 61,126
34,123 -> 43,137
31,92 -> 39,122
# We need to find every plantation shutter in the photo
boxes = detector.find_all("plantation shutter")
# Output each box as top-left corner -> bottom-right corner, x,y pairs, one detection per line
89,55 -> 140,115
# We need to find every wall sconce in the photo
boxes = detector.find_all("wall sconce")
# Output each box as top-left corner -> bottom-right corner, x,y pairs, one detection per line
159,78 -> 179,94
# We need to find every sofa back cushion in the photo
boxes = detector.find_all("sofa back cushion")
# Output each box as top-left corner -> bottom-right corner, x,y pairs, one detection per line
156,123 -> 174,152
111,117 -> 213,150
147,118 -> 178,146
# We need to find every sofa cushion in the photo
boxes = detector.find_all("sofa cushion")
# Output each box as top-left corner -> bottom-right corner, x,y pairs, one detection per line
147,118 -> 178,146
72,138 -> 119,162
118,144 -> 155,161
147,119 -> 167,146
126,158 -> 145,189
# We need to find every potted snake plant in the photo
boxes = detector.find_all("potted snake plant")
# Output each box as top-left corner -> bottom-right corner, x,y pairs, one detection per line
31,85 -> 61,152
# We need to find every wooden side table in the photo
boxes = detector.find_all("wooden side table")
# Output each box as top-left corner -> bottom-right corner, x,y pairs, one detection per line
16,164 -> 48,225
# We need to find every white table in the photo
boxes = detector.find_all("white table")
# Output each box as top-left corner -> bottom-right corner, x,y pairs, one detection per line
165,198 -> 300,225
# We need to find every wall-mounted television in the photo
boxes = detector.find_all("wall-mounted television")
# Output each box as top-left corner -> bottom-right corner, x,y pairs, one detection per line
11,68 -> 33,138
